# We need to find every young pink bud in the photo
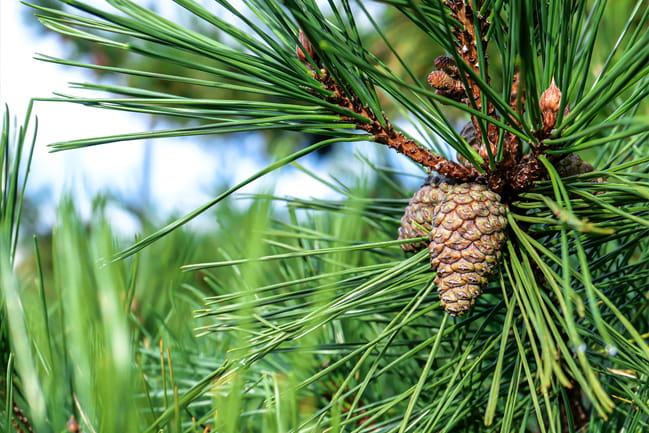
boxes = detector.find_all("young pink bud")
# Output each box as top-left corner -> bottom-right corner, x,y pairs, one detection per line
540,78 -> 562,130
296,30 -> 315,63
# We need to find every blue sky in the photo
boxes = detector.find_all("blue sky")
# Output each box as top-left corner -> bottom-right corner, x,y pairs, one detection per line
1,1 -> 425,235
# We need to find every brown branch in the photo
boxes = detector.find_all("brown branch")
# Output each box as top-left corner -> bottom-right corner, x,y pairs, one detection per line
12,402 -> 34,433
297,25 -> 567,194
430,6 -> 556,193
443,0 -> 518,176
362,117 -> 480,180
315,69 -> 479,181
295,31 -> 479,181
560,378 -> 590,432
445,1 -> 493,114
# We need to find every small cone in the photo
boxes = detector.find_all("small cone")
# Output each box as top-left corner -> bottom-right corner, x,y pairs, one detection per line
555,154 -> 594,177
456,121 -> 481,166
429,183 -> 507,315
434,55 -> 460,78
428,70 -> 456,90
456,121 -> 497,167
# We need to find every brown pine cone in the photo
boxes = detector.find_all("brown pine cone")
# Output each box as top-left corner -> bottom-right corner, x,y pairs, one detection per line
456,121 -> 500,168
555,154 -> 594,177
456,121 -> 481,166
555,154 -> 607,196
429,183 -> 507,316
398,175 -> 456,252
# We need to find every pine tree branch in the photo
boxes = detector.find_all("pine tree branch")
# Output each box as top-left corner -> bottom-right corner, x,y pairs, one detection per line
445,0 -> 491,114
297,30 -> 479,181
325,71 -> 478,180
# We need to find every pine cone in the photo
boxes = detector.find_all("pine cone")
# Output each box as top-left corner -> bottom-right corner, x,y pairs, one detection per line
457,121 -> 481,166
456,121 -> 499,167
398,176 -> 456,252
429,183 -> 507,316
434,55 -> 460,79
555,154 -> 594,177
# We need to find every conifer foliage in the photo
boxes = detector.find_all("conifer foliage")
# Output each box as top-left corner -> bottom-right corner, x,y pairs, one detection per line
4,0 -> 649,431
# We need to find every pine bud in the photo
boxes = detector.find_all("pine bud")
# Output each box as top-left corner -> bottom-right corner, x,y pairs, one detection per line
296,30 -> 316,63
429,183 -> 507,316
67,415 -> 80,433
428,70 -> 466,103
434,55 -> 460,78
428,70 -> 456,90
398,176 -> 455,252
540,78 -> 562,130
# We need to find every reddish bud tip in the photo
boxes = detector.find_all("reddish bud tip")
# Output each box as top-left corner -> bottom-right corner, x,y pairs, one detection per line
296,30 -> 315,63
540,78 -> 562,129
67,415 -> 80,433
540,78 -> 562,112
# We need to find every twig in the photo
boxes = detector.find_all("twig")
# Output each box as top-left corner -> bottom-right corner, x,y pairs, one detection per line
444,0 -> 492,114
441,1 -> 529,182
12,402 -> 34,433
299,5 -> 567,195
296,37 -> 479,181
560,378 -> 589,432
